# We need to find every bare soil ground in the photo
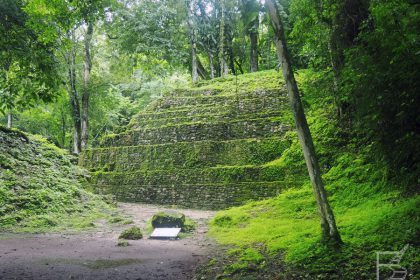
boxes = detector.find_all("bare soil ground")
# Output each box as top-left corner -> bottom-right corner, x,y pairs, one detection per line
0,203 -> 215,280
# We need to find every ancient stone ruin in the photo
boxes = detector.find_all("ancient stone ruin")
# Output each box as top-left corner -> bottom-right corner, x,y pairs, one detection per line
79,72 -> 298,209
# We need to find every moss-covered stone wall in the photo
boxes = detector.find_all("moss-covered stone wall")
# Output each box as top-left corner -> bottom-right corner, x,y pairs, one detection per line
80,71 -> 297,209
79,138 -> 290,171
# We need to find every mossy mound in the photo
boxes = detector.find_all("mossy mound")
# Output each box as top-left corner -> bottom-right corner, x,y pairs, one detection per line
0,126 -> 118,232
80,70 -> 297,209
119,226 -> 143,240
151,212 -> 185,229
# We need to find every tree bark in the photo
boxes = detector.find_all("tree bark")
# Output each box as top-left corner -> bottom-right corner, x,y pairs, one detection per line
222,59 -> 228,76
219,0 -> 228,77
61,108 -> 66,148
266,0 -> 342,245
249,19 -> 259,72
197,56 -> 208,79
6,112 -> 12,129
81,21 -> 94,150
266,38 -> 271,69
67,31 -> 81,155
234,59 -> 244,74
227,29 -> 236,75
208,52 -> 215,79
191,44 -> 199,83
187,0 -> 199,83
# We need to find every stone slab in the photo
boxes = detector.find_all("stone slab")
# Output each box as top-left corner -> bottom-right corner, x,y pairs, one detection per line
150,228 -> 181,239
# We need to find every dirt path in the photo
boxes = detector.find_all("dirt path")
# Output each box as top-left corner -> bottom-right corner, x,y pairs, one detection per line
0,203 -> 215,280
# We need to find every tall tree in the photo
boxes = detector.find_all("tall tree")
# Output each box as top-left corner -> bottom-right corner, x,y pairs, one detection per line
266,0 -> 342,244
114,0 -> 189,66
240,0 -> 260,72
0,0 -> 60,125
65,29 -> 82,154
187,0 -> 199,83
218,0 -> 228,77
81,22 -> 94,149
196,0 -> 219,79
77,0 -> 110,150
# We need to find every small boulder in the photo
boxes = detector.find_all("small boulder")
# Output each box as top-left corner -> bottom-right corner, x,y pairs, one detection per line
117,240 -> 130,247
151,211 -> 185,229
119,226 -> 143,240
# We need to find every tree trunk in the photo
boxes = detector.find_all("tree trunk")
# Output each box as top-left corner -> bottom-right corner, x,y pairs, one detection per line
223,60 -> 228,76
6,112 -> 12,129
67,31 -> 81,155
249,19 -> 259,72
266,38 -> 271,69
219,0 -> 228,77
81,21 -> 94,150
191,44 -> 199,83
208,52 -> 215,79
61,107 -> 66,148
266,0 -> 342,245
225,20 -> 235,75
187,0 -> 199,83
234,59 -> 244,74
227,31 -> 236,75
197,56 -> 208,79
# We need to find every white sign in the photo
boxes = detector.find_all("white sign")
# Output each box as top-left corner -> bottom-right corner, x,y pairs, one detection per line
150,228 -> 181,239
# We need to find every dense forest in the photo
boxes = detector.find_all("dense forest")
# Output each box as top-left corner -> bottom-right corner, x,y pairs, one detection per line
1,0 -> 419,180
0,0 -> 419,279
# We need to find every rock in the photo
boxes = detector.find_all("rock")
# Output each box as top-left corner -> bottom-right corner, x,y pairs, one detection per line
151,211 -> 185,229
118,226 -> 143,240
117,240 -> 130,247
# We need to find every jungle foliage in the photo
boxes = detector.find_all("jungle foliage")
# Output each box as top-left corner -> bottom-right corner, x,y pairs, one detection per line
0,0 -> 419,278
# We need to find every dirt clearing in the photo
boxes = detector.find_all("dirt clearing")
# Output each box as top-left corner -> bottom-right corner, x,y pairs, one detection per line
0,203 -> 215,280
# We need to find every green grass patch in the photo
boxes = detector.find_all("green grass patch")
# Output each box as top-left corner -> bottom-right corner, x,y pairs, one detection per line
203,69 -> 419,279
208,149 -> 419,279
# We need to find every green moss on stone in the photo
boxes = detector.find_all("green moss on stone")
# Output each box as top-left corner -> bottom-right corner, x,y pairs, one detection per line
80,70 -> 296,209
151,211 -> 185,229
119,226 -> 143,240
117,240 -> 130,247
0,127 -> 121,232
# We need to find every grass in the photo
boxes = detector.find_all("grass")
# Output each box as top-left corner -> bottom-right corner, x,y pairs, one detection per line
207,150 -> 419,279
209,187 -> 319,261
201,70 -> 419,279
194,70 -> 284,94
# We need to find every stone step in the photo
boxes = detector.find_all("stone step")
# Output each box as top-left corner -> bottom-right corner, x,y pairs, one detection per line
102,117 -> 289,146
90,165 -> 303,186
149,89 -> 286,111
94,181 -> 296,210
80,137 -> 290,172
130,95 -> 290,130
82,71 -> 294,209
130,110 -> 285,130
